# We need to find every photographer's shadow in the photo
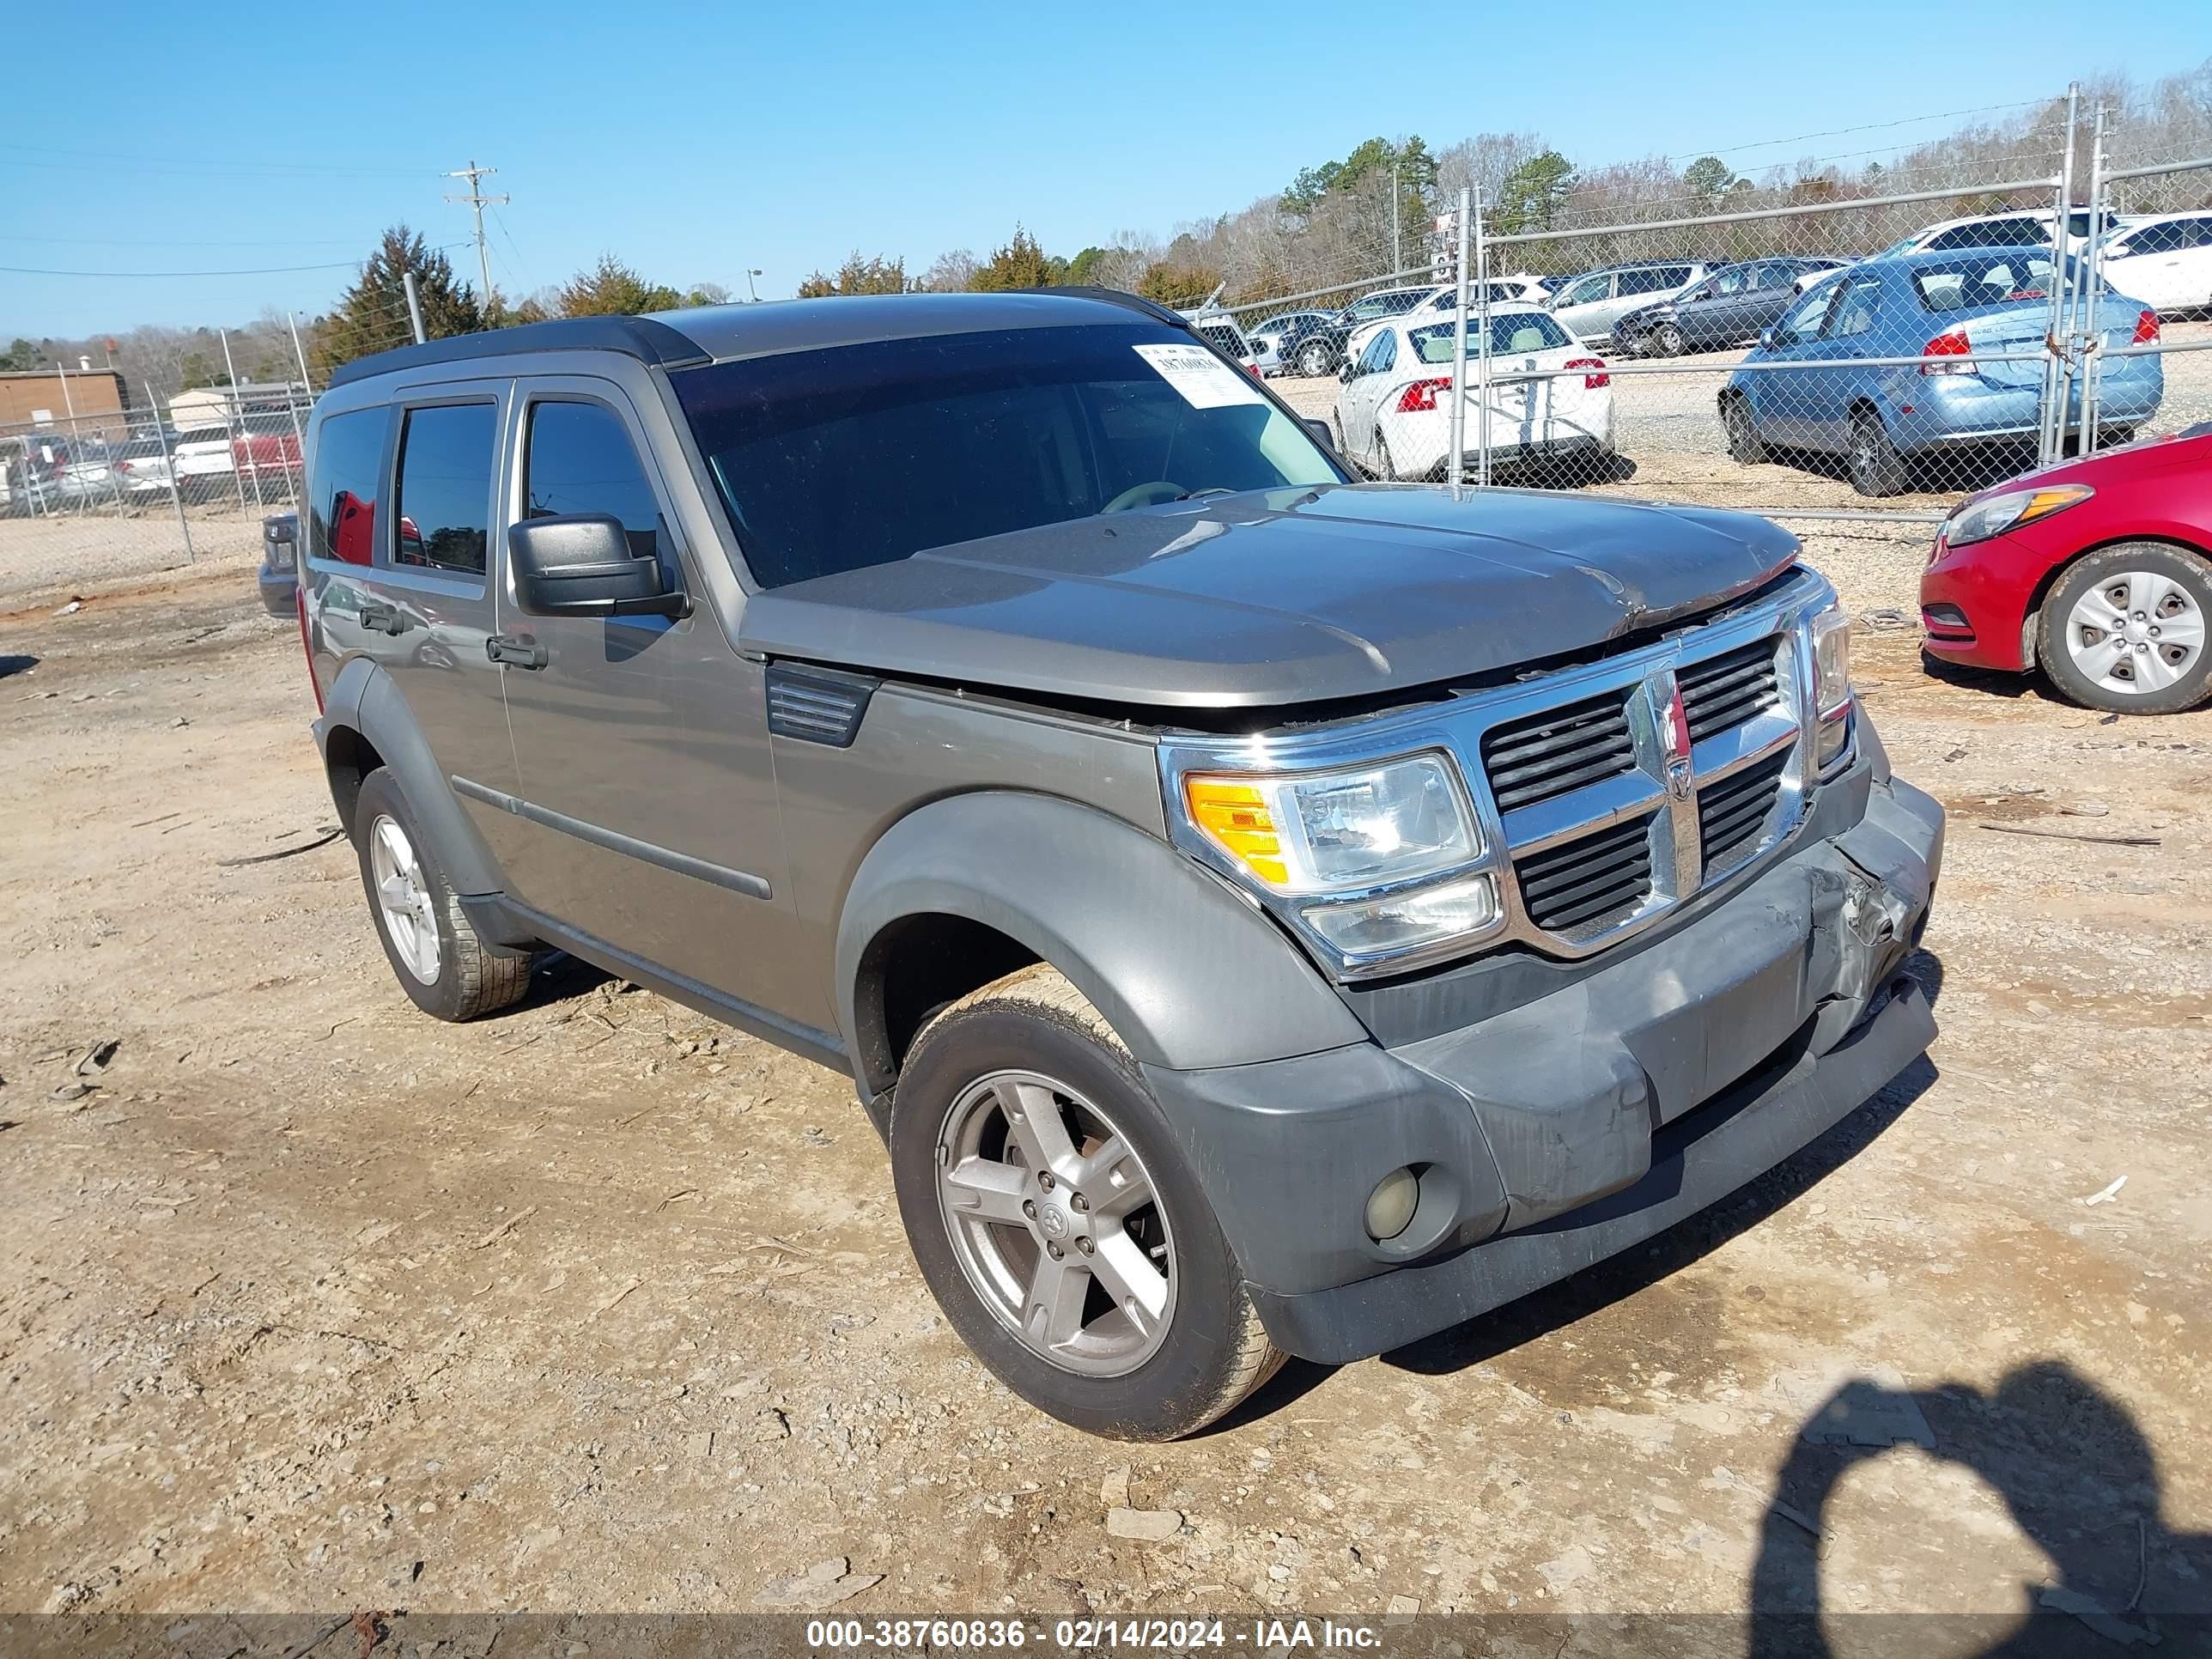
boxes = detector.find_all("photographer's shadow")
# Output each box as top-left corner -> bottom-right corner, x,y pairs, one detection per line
1750,1362 -> 2211,1656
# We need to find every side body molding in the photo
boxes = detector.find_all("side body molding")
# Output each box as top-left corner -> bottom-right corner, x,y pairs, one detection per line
314,657 -> 506,898
834,792 -> 1368,1100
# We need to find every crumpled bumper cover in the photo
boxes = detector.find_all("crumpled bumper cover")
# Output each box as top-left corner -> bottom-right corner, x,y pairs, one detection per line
1143,774 -> 1944,1364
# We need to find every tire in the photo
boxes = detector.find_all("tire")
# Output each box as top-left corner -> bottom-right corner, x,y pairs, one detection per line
1723,396 -> 1767,464
2037,542 -> 2212,715
1374,433 -> 1398,482
1297,340 -> 1333,378
1847,407 -> 1908,497
353,767 -> 537,1021
1654,322 -> 1686,358
889,965 -> 1285,1441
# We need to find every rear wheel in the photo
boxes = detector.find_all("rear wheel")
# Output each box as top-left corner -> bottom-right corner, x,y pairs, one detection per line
353,768 -> 537,1021
1374,433 -> 1398,482
2039,543 -> 2212,714
1847,408 -> 1908,496
890,966 -> 1284,1440
1297,339 -> 1333,378
1723,396 -> 1767,464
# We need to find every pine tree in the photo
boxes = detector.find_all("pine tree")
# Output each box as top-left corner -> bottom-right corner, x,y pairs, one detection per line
315,227 -> 484,374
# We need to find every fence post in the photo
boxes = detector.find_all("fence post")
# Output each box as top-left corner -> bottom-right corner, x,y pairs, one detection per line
145,380 -> 194,564
2039,84 -> 2080,468
1448,187 -> 1472,488
217,328 -> 258,513
2078,103 -> 2110,455
1474,187 -> 1493,489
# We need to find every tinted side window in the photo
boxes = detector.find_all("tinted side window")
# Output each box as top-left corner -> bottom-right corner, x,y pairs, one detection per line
524,400 -> 662,565
309,407 -> 386,566
392,404 -> 496,576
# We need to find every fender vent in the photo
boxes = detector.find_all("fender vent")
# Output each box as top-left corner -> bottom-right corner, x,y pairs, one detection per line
766,665 -> 876,747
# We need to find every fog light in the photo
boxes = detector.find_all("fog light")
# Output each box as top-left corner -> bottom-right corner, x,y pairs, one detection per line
1364,1167 -> 1420,1242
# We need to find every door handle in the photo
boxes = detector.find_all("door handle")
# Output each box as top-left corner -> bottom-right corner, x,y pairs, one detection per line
486,633 -> 548,670
358,599 -> 407,635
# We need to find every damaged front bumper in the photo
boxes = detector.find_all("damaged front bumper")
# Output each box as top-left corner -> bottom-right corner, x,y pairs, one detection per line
1143,769 -> 1944,1364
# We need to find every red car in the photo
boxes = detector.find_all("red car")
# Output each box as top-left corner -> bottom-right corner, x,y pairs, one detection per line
1921,422 -> 2212,714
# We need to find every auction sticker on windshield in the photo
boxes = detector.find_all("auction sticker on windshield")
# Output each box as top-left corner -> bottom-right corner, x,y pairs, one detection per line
1133,343 -> 1264,410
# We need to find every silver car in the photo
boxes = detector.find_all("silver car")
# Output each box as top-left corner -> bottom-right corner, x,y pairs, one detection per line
1546,260 -> 1711,346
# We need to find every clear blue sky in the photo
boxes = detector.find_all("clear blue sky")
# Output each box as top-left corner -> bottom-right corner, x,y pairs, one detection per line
2,0 -> 2203,340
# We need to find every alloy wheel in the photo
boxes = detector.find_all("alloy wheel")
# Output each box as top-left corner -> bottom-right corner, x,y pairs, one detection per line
369,814 -> 440,983
2066,569 -> 2207,696
933,1068 -> 1176,1377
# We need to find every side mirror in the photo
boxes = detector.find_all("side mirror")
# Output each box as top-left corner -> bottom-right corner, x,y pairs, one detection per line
1338,362 -> 1353,383
508,514 -> 687,619
1302,417 -> 1334,449
1759,329 -> 1778,351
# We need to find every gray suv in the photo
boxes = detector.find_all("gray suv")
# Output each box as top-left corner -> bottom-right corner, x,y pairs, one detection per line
300,292 -> 1942,1440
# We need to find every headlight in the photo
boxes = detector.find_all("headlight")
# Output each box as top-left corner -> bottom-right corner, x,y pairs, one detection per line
1942,483 -> 2093,549
1182,753 -> 1480,894
1808,604 -> 1853,720
1808,602 -> 1854,769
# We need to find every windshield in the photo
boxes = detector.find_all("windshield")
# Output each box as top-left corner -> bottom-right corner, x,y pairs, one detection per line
1407,314 -> 1573,362
672,324 -> 1340,589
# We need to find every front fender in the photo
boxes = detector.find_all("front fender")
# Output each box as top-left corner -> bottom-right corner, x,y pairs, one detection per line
313,656 -> 506,897
835,792 -> 1367,1098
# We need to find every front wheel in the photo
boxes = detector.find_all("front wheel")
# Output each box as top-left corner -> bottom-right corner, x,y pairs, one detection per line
2039,543 -> 2212,714
1654,322 -> 1686,357
890,966 -> 1284,1440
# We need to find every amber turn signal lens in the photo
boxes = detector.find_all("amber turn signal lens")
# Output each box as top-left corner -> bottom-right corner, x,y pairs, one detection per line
1183,777 -> 1288,887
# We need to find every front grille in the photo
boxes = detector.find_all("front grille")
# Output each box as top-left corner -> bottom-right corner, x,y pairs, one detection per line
1480,689 -> 1636,813
1515,812 -> 1656,933
1678,638 -> 1784,744
1698,750 -> 1789,869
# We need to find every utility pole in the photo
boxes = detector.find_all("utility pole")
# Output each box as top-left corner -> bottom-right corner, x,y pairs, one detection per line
1391,166 -> 1401,274
444,160 -> 508,313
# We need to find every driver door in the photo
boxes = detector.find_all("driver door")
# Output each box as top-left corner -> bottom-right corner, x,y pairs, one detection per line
488,374 -> 811,1024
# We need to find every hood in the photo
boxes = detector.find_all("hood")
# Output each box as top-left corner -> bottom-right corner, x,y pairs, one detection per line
737,483 -> 1802,712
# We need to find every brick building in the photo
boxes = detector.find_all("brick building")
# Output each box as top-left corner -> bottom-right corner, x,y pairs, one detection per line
0,369 -> 133,439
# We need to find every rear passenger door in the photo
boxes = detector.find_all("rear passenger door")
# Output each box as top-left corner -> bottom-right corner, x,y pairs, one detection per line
489,377 -> 802,1017
313,385 -> 520,824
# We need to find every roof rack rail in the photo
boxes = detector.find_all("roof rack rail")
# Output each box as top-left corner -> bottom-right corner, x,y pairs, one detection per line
325,315 -> 713,388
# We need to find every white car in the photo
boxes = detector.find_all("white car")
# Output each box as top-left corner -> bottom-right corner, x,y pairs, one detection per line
1331,305 -> 1614,483
1341,277 -> 1553,368
1871,207 -> 2123,261
2100,211 -> 2212,316
172,427 -> 239,501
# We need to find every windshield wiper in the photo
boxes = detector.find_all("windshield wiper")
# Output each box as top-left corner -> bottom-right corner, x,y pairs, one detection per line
1174,486 -> 1238,502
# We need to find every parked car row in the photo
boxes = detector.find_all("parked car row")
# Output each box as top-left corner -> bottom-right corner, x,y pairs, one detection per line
0,415 -> 307,514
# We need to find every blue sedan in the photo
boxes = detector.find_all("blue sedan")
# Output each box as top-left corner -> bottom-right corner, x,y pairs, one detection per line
1718,246 -> 2165,495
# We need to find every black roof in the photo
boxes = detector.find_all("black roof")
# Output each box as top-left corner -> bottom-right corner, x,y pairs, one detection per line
325,289 -> 1189,388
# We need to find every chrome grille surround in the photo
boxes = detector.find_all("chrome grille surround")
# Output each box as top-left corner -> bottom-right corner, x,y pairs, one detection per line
1157,567 -> 1836,980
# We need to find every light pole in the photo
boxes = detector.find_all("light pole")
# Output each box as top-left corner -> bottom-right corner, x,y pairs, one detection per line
745,269 -> 763,303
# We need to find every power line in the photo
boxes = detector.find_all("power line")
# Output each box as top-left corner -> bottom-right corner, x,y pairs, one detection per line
0,141 -> 440,178
0,233 -> 368,248
0,246 -> 470,278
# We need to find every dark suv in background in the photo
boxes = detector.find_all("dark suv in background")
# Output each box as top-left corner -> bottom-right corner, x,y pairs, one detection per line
295,291 -> 1942,1440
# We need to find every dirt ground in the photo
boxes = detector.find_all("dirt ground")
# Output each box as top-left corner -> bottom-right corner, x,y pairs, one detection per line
1,533 -> 2208,1649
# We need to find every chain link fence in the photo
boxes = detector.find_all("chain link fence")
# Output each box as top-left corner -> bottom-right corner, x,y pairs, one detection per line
1218,100 -> 2211,528
0,286 -> 426,603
